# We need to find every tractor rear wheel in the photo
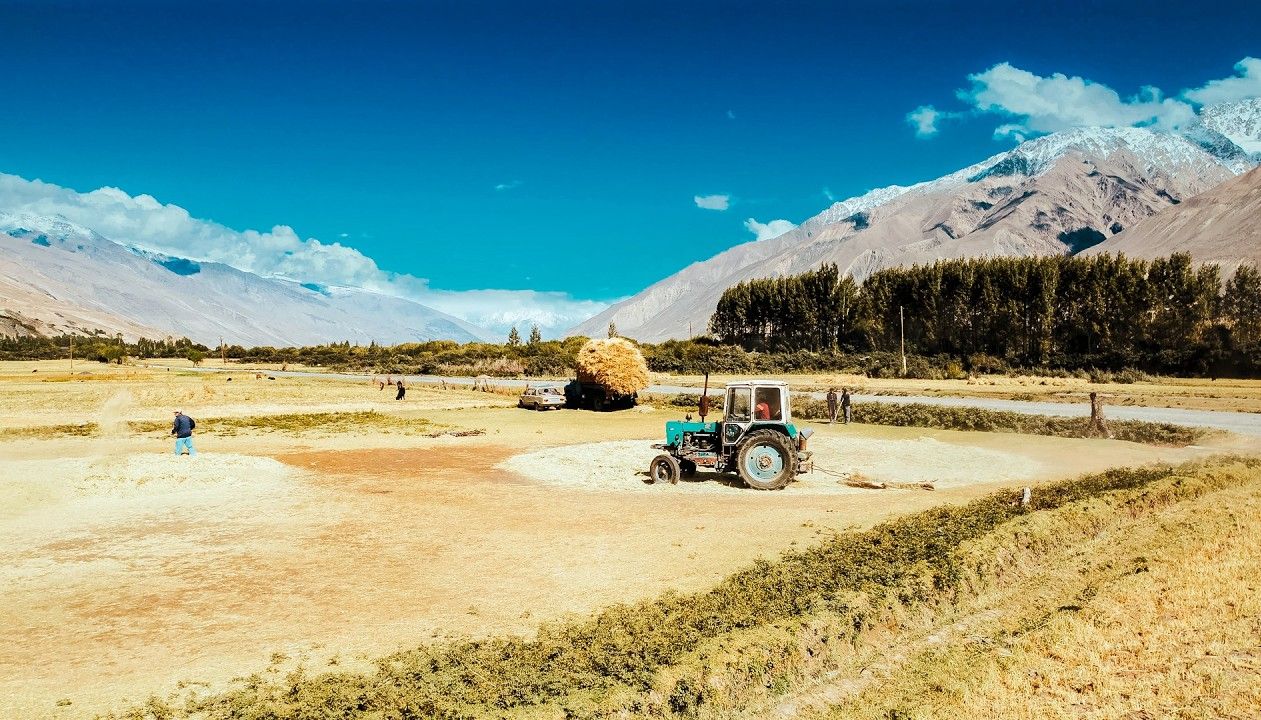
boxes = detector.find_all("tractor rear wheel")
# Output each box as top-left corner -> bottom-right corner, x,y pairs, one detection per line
736,430 -> 796,490
649,454 -> 681,485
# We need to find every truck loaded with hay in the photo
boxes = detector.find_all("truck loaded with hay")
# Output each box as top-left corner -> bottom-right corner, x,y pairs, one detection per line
565,338 -> 649,411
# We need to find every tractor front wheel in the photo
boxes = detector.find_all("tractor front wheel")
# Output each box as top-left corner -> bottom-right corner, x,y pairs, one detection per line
736,430 -> 796,490
649,454 -> 681,485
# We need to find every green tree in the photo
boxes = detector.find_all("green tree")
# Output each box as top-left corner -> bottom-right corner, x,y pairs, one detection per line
507,327 -> 521,346
99,344 -> 126,364
185,348 -> 206,366
607,322 -> 618,338
529,324 -> 542,345
1224,264 -> 1261,347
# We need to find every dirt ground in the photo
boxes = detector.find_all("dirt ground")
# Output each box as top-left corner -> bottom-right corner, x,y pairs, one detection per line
0,360 -> 1252,718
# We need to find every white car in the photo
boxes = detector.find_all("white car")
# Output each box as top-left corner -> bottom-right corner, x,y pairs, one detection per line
518,386 -> 566,410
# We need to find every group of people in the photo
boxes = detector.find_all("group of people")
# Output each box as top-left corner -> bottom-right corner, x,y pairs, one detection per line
825,387 -> 852,424
377,376 -> 407,400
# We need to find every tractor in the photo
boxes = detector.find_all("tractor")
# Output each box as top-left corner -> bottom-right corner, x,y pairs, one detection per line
649,378 -> 814,490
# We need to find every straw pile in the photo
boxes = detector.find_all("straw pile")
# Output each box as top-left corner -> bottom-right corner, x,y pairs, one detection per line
575,338 -> 650,396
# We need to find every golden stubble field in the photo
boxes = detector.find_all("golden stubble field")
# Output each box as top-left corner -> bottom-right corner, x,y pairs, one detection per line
0,360 -> 1251,718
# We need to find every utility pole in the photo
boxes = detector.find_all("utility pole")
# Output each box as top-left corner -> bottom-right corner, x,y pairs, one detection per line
900,305 -> 907,374
69,335 -> 74,373
220,336 -> 226,365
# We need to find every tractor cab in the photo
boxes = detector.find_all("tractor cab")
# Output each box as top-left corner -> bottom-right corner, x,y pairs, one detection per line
720,381 -> 794,448
652,379 -> 814,490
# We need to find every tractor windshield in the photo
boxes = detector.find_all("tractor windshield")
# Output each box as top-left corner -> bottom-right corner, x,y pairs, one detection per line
754,387 -> 783,421
726,387 -> 752,422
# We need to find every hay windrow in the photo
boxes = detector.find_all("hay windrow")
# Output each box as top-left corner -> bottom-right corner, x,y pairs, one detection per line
574,338 -> 650,396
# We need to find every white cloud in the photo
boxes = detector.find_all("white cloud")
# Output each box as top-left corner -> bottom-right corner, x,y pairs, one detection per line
992,123 -> 1028,143
744,217 -> 796,241
822,187 -> 835,202
959,62 -> 1197,136
494,180 -> 522,191
726,109 -> 736,120
694,193 -> 730,211
0,172 -> 606,336
911,57 -> 1261,142
1184,57 -> 1261,105
420,289 -> 616,339
906,105 -> 945,137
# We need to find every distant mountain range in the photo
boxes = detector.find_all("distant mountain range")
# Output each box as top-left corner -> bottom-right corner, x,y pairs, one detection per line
0,212 -> 494,345
571,99 -> 1261,342
4,100 -> 1259,347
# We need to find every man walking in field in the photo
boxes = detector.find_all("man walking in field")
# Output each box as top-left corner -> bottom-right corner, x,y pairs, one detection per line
841,388 -> 852,424
826,387 -> 838,424
171,410 -> 196,456
395,377 -> 406,401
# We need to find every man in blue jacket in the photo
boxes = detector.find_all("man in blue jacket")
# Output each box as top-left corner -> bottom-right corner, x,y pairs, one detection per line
172,410 -> 196,456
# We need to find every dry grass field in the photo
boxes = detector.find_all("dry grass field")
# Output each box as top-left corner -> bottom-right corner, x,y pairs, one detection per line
0,360 -> 1256,719
790,461 -> 1261,720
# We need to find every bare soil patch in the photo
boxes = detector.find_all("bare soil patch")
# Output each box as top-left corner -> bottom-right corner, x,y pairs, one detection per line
497,435 -> 1042,494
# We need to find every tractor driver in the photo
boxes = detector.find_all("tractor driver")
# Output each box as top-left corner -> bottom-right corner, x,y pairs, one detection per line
754,388 -> 780,420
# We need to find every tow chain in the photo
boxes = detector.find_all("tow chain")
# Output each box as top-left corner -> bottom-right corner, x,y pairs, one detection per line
810,464 -> 852,479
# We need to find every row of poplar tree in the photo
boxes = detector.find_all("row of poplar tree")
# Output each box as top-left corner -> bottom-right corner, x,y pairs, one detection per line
709,254 -> 1261,375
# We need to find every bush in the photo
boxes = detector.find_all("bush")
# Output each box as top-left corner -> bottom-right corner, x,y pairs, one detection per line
1113,368 -> 1154,384
966,353 -> 1009,374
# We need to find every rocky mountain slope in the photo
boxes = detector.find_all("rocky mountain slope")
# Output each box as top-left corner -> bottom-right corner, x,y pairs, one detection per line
0,212 -> 493,345
573,107 -> 1260,342
1085,165 -> 1261,274
1198,97 -> 1261,156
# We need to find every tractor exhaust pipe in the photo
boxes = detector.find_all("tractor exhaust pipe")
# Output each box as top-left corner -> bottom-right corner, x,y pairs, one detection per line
698,372 -> 710,421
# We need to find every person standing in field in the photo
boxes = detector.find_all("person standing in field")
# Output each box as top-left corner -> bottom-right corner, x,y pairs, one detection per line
395,377 -> 406,401
171,410 -> 196,456
841,388 -> 852,424
826,387 -> 839,424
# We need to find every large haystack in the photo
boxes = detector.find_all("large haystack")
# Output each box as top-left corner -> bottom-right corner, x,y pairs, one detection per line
575,338 -> 649,396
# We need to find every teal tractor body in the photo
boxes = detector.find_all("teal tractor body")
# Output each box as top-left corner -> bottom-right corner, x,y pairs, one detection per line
651,380 -> 814,490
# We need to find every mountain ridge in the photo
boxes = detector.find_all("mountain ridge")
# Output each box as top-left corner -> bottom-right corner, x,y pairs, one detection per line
0,212 -> 496,345
1085,164 -> 1261,274
571,108 -> 1260,342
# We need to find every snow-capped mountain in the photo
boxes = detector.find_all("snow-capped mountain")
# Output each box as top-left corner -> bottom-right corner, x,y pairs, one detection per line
572,104 -> 1261,342
1198,97 -> 1261,156
0,212 -> 495,344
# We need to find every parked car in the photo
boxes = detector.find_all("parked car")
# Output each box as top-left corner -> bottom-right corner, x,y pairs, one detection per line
518,386 -> 566,410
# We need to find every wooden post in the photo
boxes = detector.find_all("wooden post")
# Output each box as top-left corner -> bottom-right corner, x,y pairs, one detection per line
1086,391 -> 1112,438
899,305 -> 907,374
69,335 -> 74,373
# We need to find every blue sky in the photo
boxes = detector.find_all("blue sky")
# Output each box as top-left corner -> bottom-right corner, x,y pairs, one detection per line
1,0 -> 1259,332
